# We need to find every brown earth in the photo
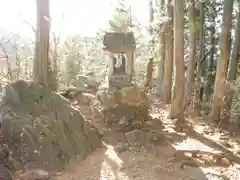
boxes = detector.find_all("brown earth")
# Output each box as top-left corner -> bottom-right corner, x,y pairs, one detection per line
2,82 -> 239,180
55,94 -> 240,180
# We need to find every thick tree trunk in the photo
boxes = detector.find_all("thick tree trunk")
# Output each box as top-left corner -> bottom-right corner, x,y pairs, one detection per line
193,3 -> 204,112
34,0 -> 51,87
222,1 -> 240,122
156,30 -> 166,95
211,0 -> 233,122
203,5 -> 217,102
169,0 -> 185,120
163,2 -> 174,103
156,1 -> 166,96
185,0 -> 196,106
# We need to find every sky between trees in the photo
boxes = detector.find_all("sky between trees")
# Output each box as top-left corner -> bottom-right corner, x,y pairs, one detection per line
0,0 -> 149,37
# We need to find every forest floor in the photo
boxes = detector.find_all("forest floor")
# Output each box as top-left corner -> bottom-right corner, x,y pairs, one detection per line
55,94 -> 240,180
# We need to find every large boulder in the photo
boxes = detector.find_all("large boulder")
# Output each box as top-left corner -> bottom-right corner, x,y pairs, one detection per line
0,80 -> 102,172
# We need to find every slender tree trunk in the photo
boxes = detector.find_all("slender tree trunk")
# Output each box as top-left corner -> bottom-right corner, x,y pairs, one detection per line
51,33 -> 59,90
149,0 -> 154,36
15,49 -> 20,80
222,1 -> 240,122
34,0 -> 51,87
163,1 -> 173,103
169,0 -> 185,120
24,57 -> 29,79
193,3 -> 204,112
185,0 -> 196,106
211,0 -> 233,122
148,0 -> 154,56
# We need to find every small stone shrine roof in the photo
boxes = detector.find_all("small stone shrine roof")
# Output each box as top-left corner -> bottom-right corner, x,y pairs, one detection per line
103,32 -> 136,53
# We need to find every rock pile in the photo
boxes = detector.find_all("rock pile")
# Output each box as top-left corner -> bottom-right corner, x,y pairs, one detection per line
97,84 -> 150,131
0,80 -> 102,172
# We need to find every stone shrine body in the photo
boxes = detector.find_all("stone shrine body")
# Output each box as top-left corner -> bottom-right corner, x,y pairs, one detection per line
103,32 -> 136,88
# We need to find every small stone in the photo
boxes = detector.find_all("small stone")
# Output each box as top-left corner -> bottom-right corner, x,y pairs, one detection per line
115,142 -> 128,153
130,120 -> 142,129
125,129 -> 146,146
19,169 -> 51,180
137,155 -> 146,161
118,117 -> 129,126
144,120 -> 155,126
152,165 -> 165,174
149,134 -> 158,141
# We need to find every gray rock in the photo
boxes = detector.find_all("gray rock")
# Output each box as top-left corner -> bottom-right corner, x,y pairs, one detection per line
19,169 -> 51,180
183,166 -> 228,180
115,142 -> 129,153
0,80 -> 102,172
125,129 -> 146,146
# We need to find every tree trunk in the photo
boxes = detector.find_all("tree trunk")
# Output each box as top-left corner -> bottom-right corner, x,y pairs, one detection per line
156,29 -> 166,95
211,0 -> 233,122
222,1 -> 240,122
193,3 -> 204,112
33,0 -> 51,87
169,0 -> 185,120
203,5 -> 217,102
16,49 -> 20,80
149,0 -> 154,35
163,2 -> 174,104
149,0 -> 154,56
184,0 -> 196,106
51,33 -> 59,91
156,0 -> 166,96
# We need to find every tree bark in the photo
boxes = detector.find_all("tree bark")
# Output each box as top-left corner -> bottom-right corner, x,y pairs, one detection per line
149,0 -> 154,55
185,0 -> 196,106
163,2 -> 174,103
33,0 -> 52,88
222,1 -> 240,122
203,5 -> 217,102
193,3 -> 204,111
156,29 -> 166,95
149,0 -> 154,35
211,0 -> 233,122
169,0 -> 185,120
156,1 -> 166,96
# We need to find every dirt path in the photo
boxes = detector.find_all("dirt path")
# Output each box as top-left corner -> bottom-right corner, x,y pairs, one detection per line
55,95 -> 240,180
